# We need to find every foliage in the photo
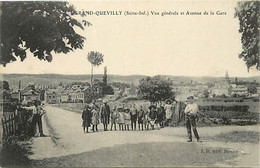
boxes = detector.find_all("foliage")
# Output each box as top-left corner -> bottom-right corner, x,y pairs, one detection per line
203,89 -> 209,98
87,51 -> 104,86
102,85 -> 114,95
137,75 -> 174,103
247,83 -> 257,94
87,51 -> 104,67
70,81 -> 90,86
1,1 -> 89,66
1,81 -> 11,90
234,1 -> 260,70
111,82 -> 130,90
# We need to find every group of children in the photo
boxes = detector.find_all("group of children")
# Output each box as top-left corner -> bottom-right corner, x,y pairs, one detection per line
81,100 -> 172,133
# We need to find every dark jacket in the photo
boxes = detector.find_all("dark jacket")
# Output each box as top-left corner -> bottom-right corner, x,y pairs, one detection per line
100,104 -> 110,124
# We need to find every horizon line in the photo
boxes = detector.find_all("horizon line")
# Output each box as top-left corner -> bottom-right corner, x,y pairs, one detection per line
1,72 -> 260,78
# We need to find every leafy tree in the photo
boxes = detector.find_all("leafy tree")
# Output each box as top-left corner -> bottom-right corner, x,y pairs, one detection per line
247,83 -> 257,94
0,81 -> 10,90
203,89 -> 209,98
137,76 -> 174,103
234,1 -> 260,70
1,1 -> 90,66
103,85 -> 114,95
87,51 -> 104,86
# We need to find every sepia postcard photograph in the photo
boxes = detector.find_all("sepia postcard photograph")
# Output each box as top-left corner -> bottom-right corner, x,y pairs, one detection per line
0,0 -> 259,167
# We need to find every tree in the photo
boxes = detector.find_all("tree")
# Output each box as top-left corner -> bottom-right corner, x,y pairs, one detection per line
247,83 -> 257,94
137,76 -> 174,103
234,1 -> 260,71
87,51 -> 104,86
1,1 -> 91,66
203,89 -> 209,98
0,81 -> 10,90
103,66 -> 107,87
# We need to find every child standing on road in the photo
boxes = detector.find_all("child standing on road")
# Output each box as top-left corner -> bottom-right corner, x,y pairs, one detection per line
82,105 -> 92,133
137,106 -> 145,130
149,105 -> 157,130
91,105 -> 99,132
110,106 -> 119,131
124,107 -> 131,131
143,109 -> 150,130
117,106 -> 125,131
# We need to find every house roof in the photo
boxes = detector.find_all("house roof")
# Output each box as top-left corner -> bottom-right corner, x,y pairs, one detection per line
22,89 -> 39,96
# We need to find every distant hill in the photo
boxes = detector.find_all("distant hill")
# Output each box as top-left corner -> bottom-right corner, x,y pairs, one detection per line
1,73 -> 259,90
1,74 -> 146,90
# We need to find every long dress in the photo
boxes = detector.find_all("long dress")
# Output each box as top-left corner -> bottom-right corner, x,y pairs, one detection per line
117,112 -> 125,124
91,109 -> 99,125
123,112 -> 131,125
164,104 -> 173,120
111,111 -> 119,124
143,111 -> 150,125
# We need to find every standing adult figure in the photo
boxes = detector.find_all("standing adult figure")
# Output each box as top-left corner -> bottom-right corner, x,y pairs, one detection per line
100,99 -> 110,131
23,100 -> 46,137
130,104 -> 137,131
184,96 -> 201,142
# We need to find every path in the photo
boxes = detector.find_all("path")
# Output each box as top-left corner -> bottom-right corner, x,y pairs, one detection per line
28,105 -> 259,167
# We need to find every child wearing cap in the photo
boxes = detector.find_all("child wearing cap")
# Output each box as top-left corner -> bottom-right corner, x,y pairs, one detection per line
123,107 -> 131,131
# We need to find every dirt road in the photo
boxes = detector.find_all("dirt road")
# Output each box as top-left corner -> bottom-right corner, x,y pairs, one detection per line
28,105 -> 259,167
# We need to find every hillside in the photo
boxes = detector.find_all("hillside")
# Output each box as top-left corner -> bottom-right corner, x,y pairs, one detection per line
1,73 -> 259,90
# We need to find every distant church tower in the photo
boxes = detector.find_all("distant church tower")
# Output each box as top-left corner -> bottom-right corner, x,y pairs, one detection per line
225,70 -> 230,84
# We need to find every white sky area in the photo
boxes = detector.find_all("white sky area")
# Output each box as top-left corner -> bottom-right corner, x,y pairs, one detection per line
1,0 -> 260,77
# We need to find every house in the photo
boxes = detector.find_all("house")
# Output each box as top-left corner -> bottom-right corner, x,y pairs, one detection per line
231,85 -> 248,96
69,86 -> 93,103
44,90 -> 60,104
60,90 -> 71,103
77,86 -> 93,103
21,89 -> 40,104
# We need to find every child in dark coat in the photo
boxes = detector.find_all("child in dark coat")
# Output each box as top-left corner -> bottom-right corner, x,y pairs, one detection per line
82,105 -> 92,133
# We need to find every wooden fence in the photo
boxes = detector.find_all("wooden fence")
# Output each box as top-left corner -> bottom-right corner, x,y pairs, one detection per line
1,109 -> 33,141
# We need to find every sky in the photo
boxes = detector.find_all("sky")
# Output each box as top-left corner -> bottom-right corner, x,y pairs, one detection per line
1,0 -> 260,77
